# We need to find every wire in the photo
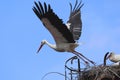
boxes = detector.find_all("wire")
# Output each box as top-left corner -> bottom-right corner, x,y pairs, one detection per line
41,72 -> 70,80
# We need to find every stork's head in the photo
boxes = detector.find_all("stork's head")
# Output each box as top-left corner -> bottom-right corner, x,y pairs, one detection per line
37,40 -> 46,53
106,52 -> 115,60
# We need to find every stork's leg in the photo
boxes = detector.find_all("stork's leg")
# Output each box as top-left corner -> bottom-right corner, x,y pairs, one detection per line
72,52 -> 89,65
73,51 -> 96,65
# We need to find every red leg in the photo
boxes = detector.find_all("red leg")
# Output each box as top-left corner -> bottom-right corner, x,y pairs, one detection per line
72,52 -> 89,65
73,51 -> 96,65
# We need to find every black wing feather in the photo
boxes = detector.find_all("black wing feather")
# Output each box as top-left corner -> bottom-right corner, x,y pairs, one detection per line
44,2 -> 47,13
33,1 -> 75,43
67,0 -> 84,40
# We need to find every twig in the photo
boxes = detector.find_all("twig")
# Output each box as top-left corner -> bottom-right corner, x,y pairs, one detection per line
107,68 -> 120,79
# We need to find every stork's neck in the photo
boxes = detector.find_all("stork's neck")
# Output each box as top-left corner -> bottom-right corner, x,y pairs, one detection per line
44,40 -> 56,49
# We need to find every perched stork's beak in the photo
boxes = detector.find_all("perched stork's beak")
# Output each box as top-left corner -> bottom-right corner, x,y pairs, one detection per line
103,52 -> 110,66
106,52 -> 110,60
37,43 -> 44,53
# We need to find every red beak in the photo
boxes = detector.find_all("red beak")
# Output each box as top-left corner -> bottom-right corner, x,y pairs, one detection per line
106,52 -> 110,60
106,55 -> 110,60
37,44 -> 44,53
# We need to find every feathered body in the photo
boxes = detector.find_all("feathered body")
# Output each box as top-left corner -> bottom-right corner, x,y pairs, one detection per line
33,0 -> 95,65
108,52 -> 120,63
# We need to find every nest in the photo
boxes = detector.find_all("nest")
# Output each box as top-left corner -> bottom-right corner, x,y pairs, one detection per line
79,65 -> 120,80
65,56 -> 120,80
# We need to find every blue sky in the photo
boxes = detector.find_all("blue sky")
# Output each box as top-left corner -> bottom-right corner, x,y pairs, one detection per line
0,0 -> 120,80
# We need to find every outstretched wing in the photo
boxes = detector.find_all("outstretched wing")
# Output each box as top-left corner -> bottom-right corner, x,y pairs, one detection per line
67,0 -> 84,41
33,1 -> 75,44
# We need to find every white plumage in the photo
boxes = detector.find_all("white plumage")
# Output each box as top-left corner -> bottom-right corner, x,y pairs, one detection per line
33,0 -> 95,65
107,52 -> 120,63
111,62 -> 120,66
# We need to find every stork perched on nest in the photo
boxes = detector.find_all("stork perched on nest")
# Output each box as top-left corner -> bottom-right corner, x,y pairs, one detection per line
33,0 -> 95,65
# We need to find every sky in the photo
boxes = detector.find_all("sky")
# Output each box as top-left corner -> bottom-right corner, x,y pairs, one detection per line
0,0 -> 120,80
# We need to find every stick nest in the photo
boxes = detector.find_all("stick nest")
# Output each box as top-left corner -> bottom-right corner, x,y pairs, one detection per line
79,65 -> 120,80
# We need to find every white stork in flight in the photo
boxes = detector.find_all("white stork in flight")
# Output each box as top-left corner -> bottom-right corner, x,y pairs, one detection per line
33,0 -> 95,65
